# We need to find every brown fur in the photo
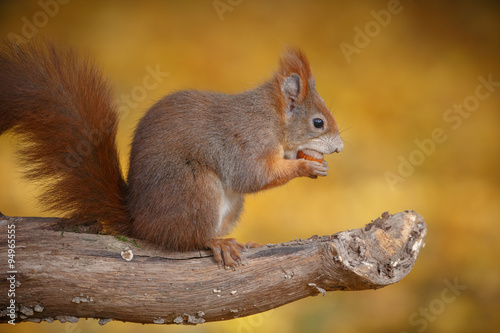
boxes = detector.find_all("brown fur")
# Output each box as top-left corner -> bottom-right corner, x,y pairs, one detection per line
0,39 -> 343,267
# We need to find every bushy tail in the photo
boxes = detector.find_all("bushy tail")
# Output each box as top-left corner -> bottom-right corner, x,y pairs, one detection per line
0,38 -> 130,233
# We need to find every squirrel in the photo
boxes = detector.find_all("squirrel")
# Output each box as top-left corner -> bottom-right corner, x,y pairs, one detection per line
0,39 -> 343,268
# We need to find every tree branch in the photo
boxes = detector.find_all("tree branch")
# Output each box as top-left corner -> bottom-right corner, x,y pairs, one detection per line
0,210 -> 426,325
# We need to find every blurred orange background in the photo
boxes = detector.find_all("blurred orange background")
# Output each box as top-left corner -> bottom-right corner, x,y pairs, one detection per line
0,0 -> 499,332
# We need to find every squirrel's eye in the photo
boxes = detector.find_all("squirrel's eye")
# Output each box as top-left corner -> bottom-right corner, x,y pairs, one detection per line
313,118 -> 324,129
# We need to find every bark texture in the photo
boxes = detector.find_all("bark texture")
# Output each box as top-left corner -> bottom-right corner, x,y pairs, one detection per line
0,210 -> 426,325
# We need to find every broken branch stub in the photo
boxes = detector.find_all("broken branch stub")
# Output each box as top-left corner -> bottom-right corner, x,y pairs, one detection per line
0,210 -> 426,325
321,210 -> 426,291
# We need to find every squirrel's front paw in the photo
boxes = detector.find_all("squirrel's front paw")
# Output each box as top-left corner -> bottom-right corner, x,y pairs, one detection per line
205,238 -> 247,269
301,160 -> 329,179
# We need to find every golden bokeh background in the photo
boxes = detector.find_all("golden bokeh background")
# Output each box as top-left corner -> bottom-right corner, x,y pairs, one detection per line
1,0 -> 499,332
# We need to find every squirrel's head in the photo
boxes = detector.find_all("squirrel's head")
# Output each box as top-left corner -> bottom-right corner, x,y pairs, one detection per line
273,48 -> 343,161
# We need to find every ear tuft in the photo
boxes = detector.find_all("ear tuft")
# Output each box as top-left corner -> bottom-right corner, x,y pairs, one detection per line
276,48 -> 313,102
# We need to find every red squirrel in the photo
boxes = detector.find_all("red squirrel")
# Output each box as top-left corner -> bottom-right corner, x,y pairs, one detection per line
0,39 -> 343,268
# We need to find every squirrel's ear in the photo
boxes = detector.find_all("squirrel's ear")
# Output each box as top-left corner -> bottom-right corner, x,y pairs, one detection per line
276,48 -> 311,104
281,73 -> 301,101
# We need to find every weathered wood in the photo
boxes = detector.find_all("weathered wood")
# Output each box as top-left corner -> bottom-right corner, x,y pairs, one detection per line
0,210 -> 426,325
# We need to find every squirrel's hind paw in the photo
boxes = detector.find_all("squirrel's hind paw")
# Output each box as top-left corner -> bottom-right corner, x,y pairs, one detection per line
206,238 -> 248,269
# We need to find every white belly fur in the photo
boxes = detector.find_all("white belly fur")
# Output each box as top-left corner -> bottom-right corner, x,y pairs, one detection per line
216,188 -> 240,234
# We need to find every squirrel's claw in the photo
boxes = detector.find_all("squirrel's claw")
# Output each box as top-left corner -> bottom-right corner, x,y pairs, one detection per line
206,238 -> 248,269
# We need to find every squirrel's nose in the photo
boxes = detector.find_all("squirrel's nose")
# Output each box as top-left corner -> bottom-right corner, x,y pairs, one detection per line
333,135 -> 343,153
